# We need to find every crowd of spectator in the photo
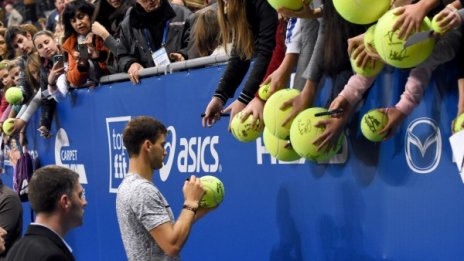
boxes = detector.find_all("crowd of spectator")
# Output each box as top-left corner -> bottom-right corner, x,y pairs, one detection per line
0,0 -> 463,259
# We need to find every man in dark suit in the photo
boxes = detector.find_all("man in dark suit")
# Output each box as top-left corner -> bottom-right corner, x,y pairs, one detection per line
6,165 -> 87,261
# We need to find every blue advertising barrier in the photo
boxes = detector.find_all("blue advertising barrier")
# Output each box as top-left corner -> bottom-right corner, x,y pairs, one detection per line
2,62 -> 463,260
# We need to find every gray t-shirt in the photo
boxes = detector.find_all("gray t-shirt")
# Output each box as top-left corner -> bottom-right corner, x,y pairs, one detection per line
116,173 -> 178,261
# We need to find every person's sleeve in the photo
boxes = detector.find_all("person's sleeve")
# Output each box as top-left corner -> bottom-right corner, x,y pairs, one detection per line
0,192 -> 22,246
117,26 -> 138,72
285,18 -> 301,54
131,183 -> 171,231
50,74 -> 69,102
103,35 -> 119,57
338,74 -> 376,105
302,19 -> 324,83
19,91 -> 41,123
395,68 -> 429,115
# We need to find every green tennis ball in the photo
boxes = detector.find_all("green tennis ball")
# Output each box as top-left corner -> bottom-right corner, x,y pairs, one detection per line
360,109 -> 388,142
374,9 -> 435,68
431,15 -> 446,34
2,118 -> 15,136
5,87 -> 24,105
258,84 -> 271,101
454,113 -> 464,133
230,111 -> 263,142
267,0 -> 306,11
289,107 -> 343,161
199,175 -> 224,208
263,88 -> 300,140
263,127 -> 301,162
350,54 -> 385,77
333,0 -> 390,24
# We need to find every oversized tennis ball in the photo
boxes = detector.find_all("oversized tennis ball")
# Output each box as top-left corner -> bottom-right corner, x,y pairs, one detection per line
289,107 -> 344,161
350,54 -> 385,77
364,24 -> 380,57
431,14 -> 446,34
258,83 -> 271,101
2,118 -> 15,136
360,109 -> 388,142
333,0 -> 390,24
5,87 -> 24,105
199,175 -> 224,208
454,113 -> 464,133
230,111 -> 263,142
263,88 -> 300,140
263,127 -> 301,162
267,0 -> 306,11
374,9 -> 435,68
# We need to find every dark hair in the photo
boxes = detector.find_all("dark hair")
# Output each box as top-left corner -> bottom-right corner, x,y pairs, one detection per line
123,116 -> 167,157
62,0 -> 95,40
95,0 -> 134,36
322,0 -> 365,77
4,26 -> 29,53
28,165 -> 80,213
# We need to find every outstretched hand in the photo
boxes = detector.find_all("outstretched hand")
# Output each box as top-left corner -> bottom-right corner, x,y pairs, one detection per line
378,107 -> 407,140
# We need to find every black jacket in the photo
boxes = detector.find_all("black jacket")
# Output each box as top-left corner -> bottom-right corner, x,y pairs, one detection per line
6,225 -> 75,261
213,0 -> 278,105
117,1 -> 191,71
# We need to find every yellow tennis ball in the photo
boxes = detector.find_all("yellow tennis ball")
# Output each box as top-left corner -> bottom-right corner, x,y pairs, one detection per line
364,24 -> 380,57
230,111 -> 263,142
350,55 -> 385,77
333,0 -> 390,24
5,87 -> 24,105
431,15 -> 446,34
258,83 -> 271,101
263,127 -> 301,162
199,175 -> 224,208
263,88 -> 300,140
267,0 -> 306,11
360,109 -> 388,142
289,107 -> 343,161
2,118 -> 15,136
454,113 -> 464,133
374,9 -> 435,68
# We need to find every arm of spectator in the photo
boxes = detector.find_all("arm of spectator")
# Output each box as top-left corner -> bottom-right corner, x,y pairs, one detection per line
16,91 -> 41,128
434,3 -> 464,33
452,78 -> 464,133
202,97 -> 224,128
117,24 -> 140,73
392,0 -> 440,39
378,107 -> 407,140
92,22 -> 111,41
338,74 -> 377,106
281,79 -> 318,127
285,18 -> 302,54
222,100 -> 247,131
49,74 -> 69,102
313,95 -> 354,151
262,53 -> 298,96
239,97 -> 265,130
395,68 -> 428,116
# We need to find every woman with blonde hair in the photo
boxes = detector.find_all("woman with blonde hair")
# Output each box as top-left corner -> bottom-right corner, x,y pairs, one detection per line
201,0 -> 278,128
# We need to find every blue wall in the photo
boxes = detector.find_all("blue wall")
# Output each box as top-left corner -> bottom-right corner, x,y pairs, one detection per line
3,63 -> 464,260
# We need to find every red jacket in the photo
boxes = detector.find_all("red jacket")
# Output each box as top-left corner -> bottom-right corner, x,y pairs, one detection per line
61,34 -> 109,87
